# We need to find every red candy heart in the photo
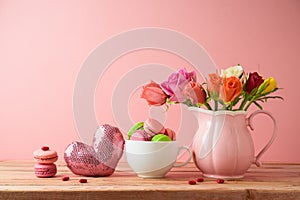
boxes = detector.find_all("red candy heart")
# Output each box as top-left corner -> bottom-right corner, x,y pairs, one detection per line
64,124 -> 125,177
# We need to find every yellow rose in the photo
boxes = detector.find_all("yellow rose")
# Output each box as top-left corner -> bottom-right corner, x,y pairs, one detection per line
260,77 -> 277,94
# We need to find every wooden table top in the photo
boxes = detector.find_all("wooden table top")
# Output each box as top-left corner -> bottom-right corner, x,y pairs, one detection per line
0,160 -> 299,200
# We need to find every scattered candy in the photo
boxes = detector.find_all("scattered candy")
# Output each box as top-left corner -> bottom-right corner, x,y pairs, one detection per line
62,176 -> 69,181
41,146 -> 49,151
216,179 -> 225,184
188,180 -> 197,185
196,177 -> 204,182
187,177 -> 226,185
79,178 -> 87,183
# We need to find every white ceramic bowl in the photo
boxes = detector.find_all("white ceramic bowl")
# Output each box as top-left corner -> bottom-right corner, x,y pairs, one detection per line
125,140 -> 191,178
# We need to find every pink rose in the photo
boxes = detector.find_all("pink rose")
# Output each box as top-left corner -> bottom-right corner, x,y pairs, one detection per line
184,81 -> 206,105
141,81 -> 167,106
178,68 -> 197,82
160,68 -> 196,102
207,73 -> 222,95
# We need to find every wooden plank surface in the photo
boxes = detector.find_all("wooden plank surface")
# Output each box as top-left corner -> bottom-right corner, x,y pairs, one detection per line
0,160 -> 299,200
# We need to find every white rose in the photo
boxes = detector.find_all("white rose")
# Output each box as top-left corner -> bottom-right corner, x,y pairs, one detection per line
221,65 -> 244,78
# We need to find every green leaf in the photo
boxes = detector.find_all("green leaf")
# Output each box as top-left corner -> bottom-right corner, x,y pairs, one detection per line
256,80 -> 269,94
166,98 -> 177,105
128,122 -> 144,140
249,87 -> 258,96
183,99 -> 194,107
206,97 -> 212,103
253,101 -> 263,110
257,96 -> 284,101
204,102 -> 213,110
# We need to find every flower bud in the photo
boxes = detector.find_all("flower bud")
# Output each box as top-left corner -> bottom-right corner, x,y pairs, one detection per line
207,73 -> 222,98
260,77 -> 277,94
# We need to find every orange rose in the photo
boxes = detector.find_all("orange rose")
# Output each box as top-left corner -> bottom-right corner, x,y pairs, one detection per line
141,81 -> 168,106
184,81 -> 206,105
220,77 -> 242,103
207,73 -> 222,95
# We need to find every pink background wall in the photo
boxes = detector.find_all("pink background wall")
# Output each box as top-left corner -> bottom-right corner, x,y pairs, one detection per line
0,0 -> 299,162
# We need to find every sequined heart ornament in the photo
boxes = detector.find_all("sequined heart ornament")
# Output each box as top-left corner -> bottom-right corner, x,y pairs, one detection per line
64,124 -> 125,177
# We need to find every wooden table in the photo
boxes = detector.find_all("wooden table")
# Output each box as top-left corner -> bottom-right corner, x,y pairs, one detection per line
0,160 -> 299,200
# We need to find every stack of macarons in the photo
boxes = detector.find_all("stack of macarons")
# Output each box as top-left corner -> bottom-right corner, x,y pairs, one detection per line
128,118 -> 176,142
33,146 -> 58,178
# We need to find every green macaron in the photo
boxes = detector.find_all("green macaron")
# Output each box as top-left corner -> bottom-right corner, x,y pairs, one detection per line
151,134 -> 172,142
128,122 -> 144,140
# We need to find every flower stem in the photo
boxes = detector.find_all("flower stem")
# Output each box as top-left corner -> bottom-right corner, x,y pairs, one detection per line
214,100 -> 218,111
239,96 -> 248,110
244,101 -> 253,111
229,103 -> 233,110
222,104 -> 227,110
244,94 -> 261,111
204,102 -> 212,110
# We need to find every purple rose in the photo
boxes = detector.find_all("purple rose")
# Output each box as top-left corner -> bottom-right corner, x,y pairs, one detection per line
160,68 -> 196,102
245,72 -> 264,94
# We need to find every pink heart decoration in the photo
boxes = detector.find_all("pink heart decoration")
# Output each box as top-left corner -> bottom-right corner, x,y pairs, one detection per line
64,124 -> 125,177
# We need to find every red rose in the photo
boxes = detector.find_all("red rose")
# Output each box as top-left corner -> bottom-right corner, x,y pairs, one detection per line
245,72 -> 264,94
141,81 -> 168,106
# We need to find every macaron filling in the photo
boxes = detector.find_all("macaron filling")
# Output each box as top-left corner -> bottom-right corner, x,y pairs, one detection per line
145,127 -> 159,135
34,155 -> 58,161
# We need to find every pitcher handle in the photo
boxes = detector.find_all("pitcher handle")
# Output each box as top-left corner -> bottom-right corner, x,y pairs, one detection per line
247,110 -> 277,167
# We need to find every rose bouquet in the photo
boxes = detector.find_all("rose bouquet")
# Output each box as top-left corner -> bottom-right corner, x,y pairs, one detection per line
141,65 -> 283,111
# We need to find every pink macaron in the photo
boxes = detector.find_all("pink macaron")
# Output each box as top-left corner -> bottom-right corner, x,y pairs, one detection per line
130,130 -> 151,141
34,163 -> 57,178
33,146 -> 58,164
33,146 -> 58,178
143,118 -> 165,136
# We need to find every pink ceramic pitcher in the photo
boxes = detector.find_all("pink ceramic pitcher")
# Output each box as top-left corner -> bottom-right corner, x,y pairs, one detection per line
189,107 -> 277,179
